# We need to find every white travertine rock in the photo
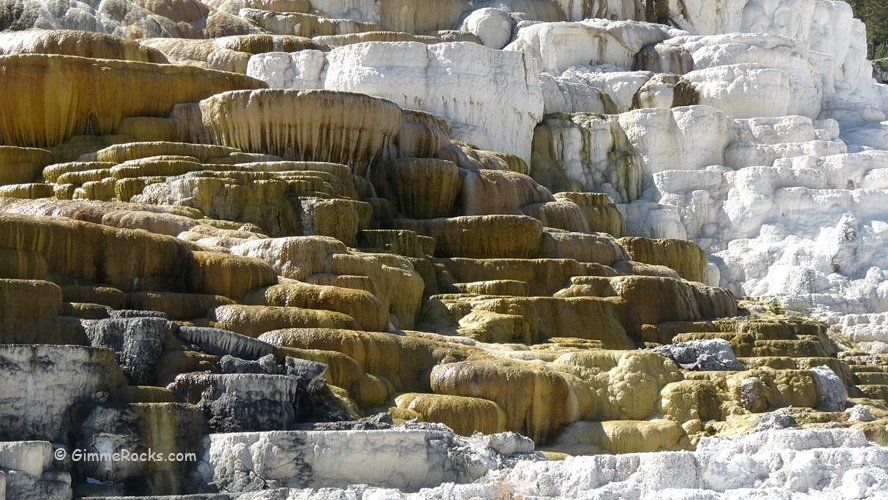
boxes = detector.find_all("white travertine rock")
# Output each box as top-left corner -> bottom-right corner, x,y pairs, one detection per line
248,41 -> 544,163
0,345 -> 125,442
196,425 -> 542,492
243,429 -> 888,499
505,19 -> 675,73
245,50 -> 327,89
460,8 -> 514,49
540,67 -> 651,113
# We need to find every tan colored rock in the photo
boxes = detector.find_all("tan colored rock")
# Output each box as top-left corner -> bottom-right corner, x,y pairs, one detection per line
522,200 -> 589,232
0,147 -> 54,185
724,368 -> 820,412
437,295 -> 632,348
358,230 -> 435,258
62,285 -> 127,309
200,89 -> 401,176
216,34 -> 329,54
206,8 -> 269,37
141,38 -> 251,73
0,55 -> 264,148
0,279 -> 62,343
214,305 -> 360,337
112,117 -> 180,143
659,379 -> 724,423
554,191 -> 626,236
43,161 -> 116,183
453,280 -> 529,296
243,282 -> 389,332
372,158 -> 461,219
390,215 -> 544,259
610,275 -> 737,326
457,169 -> 553,215
205,0 -> 311,14
430,360 -> 570,442
541,230 -> 627,264
0,30 -> 168,63
395,393 -> 507,435
436,142 -> 527,173
261,328 -> 472,394
125,292 -> 234,320
89,142 -> 243,163
299,197 -> 368,246
618,237 -> 708,283
136,175 -> 300,237
277,346 -> 363,389
231,236 -> 347,280
232,237 -> 425,328
313,31 -> 424,47
240,8 -> 383,37
375,0 -> 470,34
0,183 -> 53,199
187,251 -> 278,299
440,257 -> 617,296
0,247 -> 49,280
550,419 -> 687,454
0,213 -> 193,291
395,109 -> 451,159
553,350 -> 682,420
156,349 -> 220,386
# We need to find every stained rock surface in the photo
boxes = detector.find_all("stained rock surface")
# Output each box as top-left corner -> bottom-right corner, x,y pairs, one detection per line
0,1 -> 887,499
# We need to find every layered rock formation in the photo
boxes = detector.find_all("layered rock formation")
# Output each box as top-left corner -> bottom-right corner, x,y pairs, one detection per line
0,1 -> 887,499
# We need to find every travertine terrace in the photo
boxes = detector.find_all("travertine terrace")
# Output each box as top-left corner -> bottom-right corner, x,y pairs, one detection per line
0,1 -> 887,498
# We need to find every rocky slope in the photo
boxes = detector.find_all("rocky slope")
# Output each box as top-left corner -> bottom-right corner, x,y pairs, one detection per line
0,1 -> 887,499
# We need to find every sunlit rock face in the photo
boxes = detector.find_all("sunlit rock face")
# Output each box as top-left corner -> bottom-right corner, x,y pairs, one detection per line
0,54 -> 263,148
199,89 -> 401,176
1,1 -> 888,499
247,41 -> 545,163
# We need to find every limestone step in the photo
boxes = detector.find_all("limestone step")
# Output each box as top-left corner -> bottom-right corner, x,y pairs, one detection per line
848,364 -> 888,373
672,331 -> 755,357
751,338 -> 828,358
854,372 -> 888,385
739,356 -> 853,385
452,280 -> 530,296
856,385 -> 888,401
547,419 -> 689,455
358,229 -> 435,258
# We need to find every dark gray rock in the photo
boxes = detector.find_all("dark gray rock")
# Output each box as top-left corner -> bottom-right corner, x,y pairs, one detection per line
219,354 -> 280,375
84,318 -> 170,385
654,339 -> 744,371
874,58 -> 888,84
110,310 -> 168,319
755,409 -> 798,431
176,326 -> 276,360
168,373 -> 302,432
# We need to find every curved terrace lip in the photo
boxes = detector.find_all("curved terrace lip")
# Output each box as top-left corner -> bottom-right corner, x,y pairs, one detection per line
0,1 -> 887,499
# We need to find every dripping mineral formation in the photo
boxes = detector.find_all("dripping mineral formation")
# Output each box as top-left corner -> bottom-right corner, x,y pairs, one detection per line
0,1 -> 887,498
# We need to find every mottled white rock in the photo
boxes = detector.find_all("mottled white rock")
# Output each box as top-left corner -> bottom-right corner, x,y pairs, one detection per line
460,8 -> 514,49
243,429 -> 888,499
245,50 -> 327,90
249,41 -> 543,162
506,19 -> 676,73
196,425 -> 542,492
0,442 -> 52,477
0,345 -> 124,442
810,365 -> 848,411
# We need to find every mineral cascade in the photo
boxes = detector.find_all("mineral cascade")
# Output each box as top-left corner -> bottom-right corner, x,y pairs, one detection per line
0,0 -> 887,499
